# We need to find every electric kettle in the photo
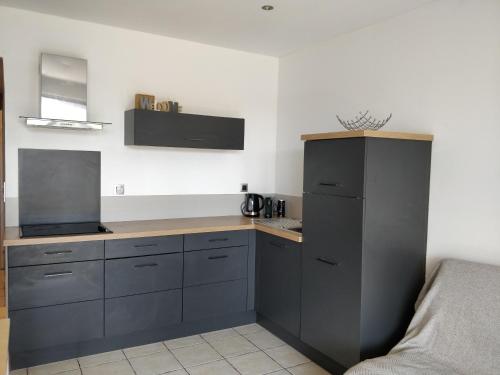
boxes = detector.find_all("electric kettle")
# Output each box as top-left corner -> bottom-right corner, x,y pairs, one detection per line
241,193 -> 264,217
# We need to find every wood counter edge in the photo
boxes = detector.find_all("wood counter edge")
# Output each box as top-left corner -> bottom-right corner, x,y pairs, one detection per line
301,130 -> 434,142
4,219 -> 302,246
0,319 -> 9,375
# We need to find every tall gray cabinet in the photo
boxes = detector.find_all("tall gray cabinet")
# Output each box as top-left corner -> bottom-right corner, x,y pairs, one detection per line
300,132 -> 433,370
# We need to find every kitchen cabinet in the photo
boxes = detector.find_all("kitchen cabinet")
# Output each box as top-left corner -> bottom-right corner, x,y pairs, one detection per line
256,232 -> 301,337
124,109 -> 245,150
8,230 -> 255,370
301,135 -> 432,369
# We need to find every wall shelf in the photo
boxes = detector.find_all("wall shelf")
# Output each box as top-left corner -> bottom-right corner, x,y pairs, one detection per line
124,109 -> 245,150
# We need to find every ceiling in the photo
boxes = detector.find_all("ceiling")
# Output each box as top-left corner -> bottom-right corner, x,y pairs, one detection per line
0,0 -> 433,56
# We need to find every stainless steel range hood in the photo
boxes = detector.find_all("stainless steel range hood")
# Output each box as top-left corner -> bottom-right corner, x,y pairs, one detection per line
20,53 -> 110,130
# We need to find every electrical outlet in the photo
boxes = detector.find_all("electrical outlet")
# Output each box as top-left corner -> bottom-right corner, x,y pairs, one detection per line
114,184 -> 125,196
241,183 -> 248,193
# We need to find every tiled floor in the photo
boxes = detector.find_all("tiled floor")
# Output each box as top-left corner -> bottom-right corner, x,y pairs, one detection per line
10,324 -> 331,375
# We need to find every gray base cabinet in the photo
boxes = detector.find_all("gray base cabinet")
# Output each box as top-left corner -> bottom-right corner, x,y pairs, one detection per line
10,300 -> 104,352
256,232 -> 301,337
105,290 -> 182,337
8,230 -> 254,370
301,137 -> 432,368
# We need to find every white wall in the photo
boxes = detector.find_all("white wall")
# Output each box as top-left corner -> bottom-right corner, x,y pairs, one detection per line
276,0 -> 500,268
0,6 -> 278,199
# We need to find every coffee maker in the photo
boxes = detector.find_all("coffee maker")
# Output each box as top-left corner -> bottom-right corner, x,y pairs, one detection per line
241,193 -> 264,217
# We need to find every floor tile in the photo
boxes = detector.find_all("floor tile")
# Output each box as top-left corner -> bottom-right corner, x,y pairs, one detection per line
234,323 -> 265,336
123,342 -> 167,359
265,345 -> 310,368
201,328 -> 239,343
287,362 -> 331,375
186,360 -> 239,375
165,335 -> 205,350
10,370 -> 27,375
244,330 -> 286,350
167,371 -> 189,375
171,342 -> 222,367
78,350 -> 125,368
129,351 -> 182,375
28,359 -> 79,374
81,360 -> 134,375
209,334 -> 259,358
268,371 -> 291,375
227,351 -> 282,375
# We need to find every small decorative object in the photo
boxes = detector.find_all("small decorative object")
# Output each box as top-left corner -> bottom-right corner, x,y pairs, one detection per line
336,110 -> 392,131
135,94 -> 155,110
156,100 -> 181,113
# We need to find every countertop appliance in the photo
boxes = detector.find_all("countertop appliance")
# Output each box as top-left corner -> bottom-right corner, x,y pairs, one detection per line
264,197 -> 273,218
18,149 -> 111,237
241,193 -> 264,217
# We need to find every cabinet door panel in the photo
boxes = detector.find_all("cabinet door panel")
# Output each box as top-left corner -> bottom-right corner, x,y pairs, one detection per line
105,290 -> 182,337
184,246 -> 248,287
105,253 -> 182,298
301,193 -> 363,368
303,138 -> 365,197
10,300 -> 103,352
9,260 -> 103,310
256,233 -> 301,337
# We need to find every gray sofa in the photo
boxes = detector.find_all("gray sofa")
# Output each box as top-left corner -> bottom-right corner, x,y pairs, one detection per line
346,259 -> 500,375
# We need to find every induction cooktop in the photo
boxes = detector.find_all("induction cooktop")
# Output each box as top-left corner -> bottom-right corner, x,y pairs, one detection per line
20,222 -> 112,238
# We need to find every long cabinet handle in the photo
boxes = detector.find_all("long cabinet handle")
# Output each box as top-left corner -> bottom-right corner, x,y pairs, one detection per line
319,182 -> 342,187
134,244 -> 158,249
316,257 -> 339,267
185,138 -> 205,142
44,250 -> 73,255
208,238 -> 229,243
208,255 -> 228,260
44,271 -> 73,278
134,263 -> 159,268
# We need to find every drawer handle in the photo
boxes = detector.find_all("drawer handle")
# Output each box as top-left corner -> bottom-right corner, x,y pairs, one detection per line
208,255 -> 228,260
269,241 -> 287,249
208,238 -> 229,242
319,182 -> 343,187
134,244 -> 158,249
316,257 -> 339,267
44,250 -> 73,255
44,271 -> 73,278
185,138 -> 205,142
134,263 -> 159,268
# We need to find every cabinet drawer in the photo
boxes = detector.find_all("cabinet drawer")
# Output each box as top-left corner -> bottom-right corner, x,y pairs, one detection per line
105,290 -> 182,337
105,235 -> 182,259
184,246 -> 247,287
184,230 -> 248,251
9,260 -> 104,310
303,138 -> 365,197
183,279 -> 247,322
106,253 -> 183,298
8,241 -> 104,267
10,300 -> 104,352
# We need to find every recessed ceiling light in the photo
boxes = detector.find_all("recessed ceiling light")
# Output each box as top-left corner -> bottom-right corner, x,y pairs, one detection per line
261,5 -> 274,11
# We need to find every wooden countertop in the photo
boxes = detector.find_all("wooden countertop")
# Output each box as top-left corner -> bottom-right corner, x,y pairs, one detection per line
0,319 -> 8,375
4,216 -> 302,246
301,130 -> 434,142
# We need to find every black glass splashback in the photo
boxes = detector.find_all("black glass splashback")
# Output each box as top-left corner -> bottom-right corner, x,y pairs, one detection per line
18,149 -> 101,226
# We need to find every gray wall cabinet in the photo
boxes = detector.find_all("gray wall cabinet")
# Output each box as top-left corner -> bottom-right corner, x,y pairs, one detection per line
301,137 -> 432,369
124,109 -> 245,150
